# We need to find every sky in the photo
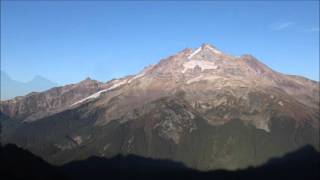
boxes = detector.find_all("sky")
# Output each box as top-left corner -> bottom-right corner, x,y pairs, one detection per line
1,0 -> 319,85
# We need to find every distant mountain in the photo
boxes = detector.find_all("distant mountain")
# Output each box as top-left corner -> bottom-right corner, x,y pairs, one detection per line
0,71 -> 58,100
1,144 -> 319,180
0,43 -> 319,171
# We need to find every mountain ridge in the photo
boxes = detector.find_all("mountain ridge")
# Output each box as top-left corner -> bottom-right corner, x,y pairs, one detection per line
1,43 -> 319,171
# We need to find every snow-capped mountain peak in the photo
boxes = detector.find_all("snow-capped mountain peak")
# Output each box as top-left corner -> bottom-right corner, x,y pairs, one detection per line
188,43 -> 223,60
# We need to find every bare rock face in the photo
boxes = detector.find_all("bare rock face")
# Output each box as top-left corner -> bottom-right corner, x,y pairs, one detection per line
0,78 -> 104,122
1,43 -> 319,170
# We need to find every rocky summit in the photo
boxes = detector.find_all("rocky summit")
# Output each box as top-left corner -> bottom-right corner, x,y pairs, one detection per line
1,43 -> 319,170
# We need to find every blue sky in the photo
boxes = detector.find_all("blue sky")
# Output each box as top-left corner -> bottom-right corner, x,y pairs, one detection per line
1,1 -> 319,85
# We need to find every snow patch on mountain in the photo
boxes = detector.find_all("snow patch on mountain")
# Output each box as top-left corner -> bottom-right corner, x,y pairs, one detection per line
71,79 -> 127,106
188,47 -> 202,59
128,71 -> 146,83
70,89 -> 108,106
188,44 -> 222,60
182,60 -> 219,73
107,79 -> 128,90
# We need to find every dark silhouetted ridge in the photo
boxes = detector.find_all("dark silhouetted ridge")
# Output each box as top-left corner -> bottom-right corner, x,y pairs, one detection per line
0,144 -> 66,180
1,144 -> 319,180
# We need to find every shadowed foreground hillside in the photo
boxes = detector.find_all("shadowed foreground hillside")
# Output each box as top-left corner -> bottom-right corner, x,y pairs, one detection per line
0,144 -> 319,180
0,144 -> 66,180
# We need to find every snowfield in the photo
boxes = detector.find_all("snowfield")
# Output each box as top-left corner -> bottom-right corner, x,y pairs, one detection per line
182,60 -> 218,73
71,79 -> 127,106
187,47 -> 202,59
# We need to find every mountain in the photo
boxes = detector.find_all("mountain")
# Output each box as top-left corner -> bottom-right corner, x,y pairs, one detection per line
1,144 -> 319,180
0,77 -> 105,122
0,71 -> 58,100
0,43 -> 319,171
